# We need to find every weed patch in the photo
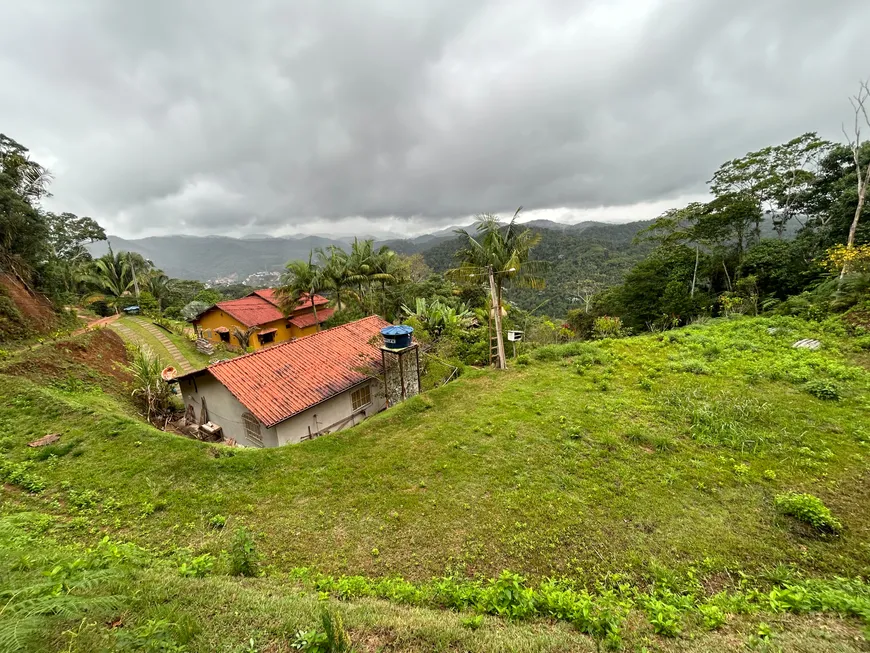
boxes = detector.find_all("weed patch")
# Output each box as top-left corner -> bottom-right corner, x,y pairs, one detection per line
774,493 -> 842,534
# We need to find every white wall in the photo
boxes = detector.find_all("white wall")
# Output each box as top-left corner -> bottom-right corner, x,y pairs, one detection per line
180,375 -> 385,448
274,380 -> 386,446
179,374 -> 278,448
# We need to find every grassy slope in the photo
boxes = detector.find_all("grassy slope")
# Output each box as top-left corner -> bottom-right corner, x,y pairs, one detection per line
2,316 -> 868,584
2,315 -> 870,652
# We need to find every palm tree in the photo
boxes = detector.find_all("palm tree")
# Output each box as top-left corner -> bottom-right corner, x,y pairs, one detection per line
79,248 -> 151,313
346,238 -> 376,308
448,207 -> 548,310
231,325 -> 261,350
316,245 -> 351,310
277,252 -> 326,330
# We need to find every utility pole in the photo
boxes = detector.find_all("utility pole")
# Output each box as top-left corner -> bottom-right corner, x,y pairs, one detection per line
488,265 -> 506,370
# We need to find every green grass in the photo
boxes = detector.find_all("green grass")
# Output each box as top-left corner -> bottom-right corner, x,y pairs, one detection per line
2,315 -> 870,651
110,319 -> 179,366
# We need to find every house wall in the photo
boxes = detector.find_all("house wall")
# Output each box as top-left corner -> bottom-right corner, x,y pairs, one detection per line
193,309 -> 293,351
288,322 -> 319,339
179,374 -> 278,447
274,379 -> 386,446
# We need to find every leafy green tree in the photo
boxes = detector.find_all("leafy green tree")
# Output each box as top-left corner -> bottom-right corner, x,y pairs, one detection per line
401,297 -> 474,336
709,132 -> 831,236
193,288 -> 223,306
613,246 -> 711,331
0,137 -> 49,277
737,239 -> 808,299
44,212 -> 106,261
0,134 -> 52,204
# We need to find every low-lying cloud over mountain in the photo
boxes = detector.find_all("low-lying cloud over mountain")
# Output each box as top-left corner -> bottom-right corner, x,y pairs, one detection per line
3,0 -> 869,237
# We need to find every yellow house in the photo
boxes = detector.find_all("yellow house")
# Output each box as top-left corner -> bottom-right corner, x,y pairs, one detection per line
193,289 -> 333,351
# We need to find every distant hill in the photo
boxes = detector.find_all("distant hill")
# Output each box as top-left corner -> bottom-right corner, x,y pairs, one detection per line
87,231 -> 465,282
87,220 -> 639,283
423,220 -> 655,317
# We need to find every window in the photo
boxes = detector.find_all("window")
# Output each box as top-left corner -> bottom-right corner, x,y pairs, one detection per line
258,330 -> 276,345
351,384 -> 371,411
218,330 -> 230,343
242,412 -> 263,447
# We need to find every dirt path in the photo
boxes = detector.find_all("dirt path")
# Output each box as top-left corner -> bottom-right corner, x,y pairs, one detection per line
71,314 -> 120,337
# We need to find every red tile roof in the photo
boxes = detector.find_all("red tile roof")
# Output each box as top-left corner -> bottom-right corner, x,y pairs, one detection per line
204,289 -> 330,327
214,296 -> 284,327
289,308 -> 335,328
252,288 -> 328,310
203,315 -> 390,426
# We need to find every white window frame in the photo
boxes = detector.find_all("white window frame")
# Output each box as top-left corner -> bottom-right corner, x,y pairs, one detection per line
242,412 -> 263,447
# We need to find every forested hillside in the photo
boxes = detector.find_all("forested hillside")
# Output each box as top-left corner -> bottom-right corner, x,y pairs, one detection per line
424,221 -> 655,317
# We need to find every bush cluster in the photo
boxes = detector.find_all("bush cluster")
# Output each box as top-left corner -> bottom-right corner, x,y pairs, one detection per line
774,492 -> 842,533
803,380 -> 842,401
0,458 -> 46,493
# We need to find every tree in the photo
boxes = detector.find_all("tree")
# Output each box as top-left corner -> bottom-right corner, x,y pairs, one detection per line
231,325 -> 260,350
317,245 -> 351,310
80,249 -> 152,313
44,212 -> 106,262
840,80 -> 870,278
277,252 -> 325,329
448,208 -> 548,310
614,246 -> 711,331
709,133 -> 831,236
346,238 -> 377,307
0,134 -> 52,204
0,137 -> 49,277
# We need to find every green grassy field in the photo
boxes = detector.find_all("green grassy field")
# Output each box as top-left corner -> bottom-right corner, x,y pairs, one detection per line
2,315 -> 869,651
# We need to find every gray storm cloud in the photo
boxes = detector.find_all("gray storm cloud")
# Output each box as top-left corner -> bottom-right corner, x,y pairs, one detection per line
1,0 -> 869,237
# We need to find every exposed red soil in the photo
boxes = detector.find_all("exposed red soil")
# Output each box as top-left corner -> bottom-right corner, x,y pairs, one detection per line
0,272 -> 56,331
2,328 -> 131,394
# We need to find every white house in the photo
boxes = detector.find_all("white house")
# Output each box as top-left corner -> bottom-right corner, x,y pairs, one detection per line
176,315 -> 392,447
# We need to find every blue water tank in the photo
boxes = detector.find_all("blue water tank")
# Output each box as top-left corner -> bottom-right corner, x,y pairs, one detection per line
381,325 -> 414,349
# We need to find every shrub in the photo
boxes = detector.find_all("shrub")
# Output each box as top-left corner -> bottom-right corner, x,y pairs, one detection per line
208,514 -> 227,530
178,553 -> 215,578
229,526 -> 260,576
115,618 -> 197,652
774,492 -> 842,533
644,597 -> 682,636
461,615 -> 484,630
803,380 -> 841,401
479,570 -> 537,620
592,316 -> 629,340
126,345 -> 178,422
516,354 -> 530,366
291,610 -> 354,653
698,604 -> 726,630
0,459 -> 47,493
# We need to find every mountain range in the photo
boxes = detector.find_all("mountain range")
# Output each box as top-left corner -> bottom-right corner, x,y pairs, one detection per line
87,219 -> 638,283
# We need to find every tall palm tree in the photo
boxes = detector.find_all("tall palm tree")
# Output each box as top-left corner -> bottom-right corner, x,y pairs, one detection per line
277,252 -> 326,330
346,238 -> 376,308
448,207 -> 548,309
316,245 -> 351,310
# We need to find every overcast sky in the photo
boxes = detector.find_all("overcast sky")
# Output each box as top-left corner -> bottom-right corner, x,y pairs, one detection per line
2,1 -> 869,239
